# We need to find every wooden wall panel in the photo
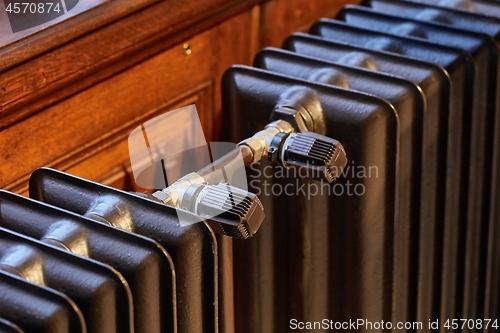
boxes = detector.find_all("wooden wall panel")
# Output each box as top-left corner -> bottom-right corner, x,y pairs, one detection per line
1,30 -> 216,192
260,0 -> 361,47
66,83 -> 213,186
0,0 -> 111,47
213,7 -> 259,139
0,0 -> 260,129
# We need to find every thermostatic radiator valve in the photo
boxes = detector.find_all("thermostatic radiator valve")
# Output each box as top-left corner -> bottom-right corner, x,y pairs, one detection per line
238,87 -> 348,182
153,174 -> 264,239
153,88 -> 347,238
238,120 -> 347,183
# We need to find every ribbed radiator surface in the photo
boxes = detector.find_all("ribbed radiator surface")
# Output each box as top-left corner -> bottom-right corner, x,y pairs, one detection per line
227,0 -> 500,331
1,1 -> 500,333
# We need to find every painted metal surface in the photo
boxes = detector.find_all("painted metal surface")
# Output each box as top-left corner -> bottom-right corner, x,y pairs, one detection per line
222,65 -> 398,332
0,190 -> 176,333
29,168 -> 218,333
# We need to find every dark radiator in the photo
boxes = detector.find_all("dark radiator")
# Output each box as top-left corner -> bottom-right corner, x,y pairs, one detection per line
1,1 -> 500,332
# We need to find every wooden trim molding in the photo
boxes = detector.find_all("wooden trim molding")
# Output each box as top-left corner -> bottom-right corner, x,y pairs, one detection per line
0,0 -> 160,67
7,79 -> 214,195
0,0 -> 260,129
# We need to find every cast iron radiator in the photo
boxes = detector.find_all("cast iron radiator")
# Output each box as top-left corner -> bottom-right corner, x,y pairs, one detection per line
1,1 -> 500,333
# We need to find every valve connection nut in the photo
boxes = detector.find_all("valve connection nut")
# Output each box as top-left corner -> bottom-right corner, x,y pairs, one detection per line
239,137 -> 265,164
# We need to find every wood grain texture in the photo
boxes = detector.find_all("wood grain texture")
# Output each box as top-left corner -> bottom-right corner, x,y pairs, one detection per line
261,0 -> 361,47
213,8 -> 257,140
10,80 -> 213,195
1,29 -> 215,191
0,0 -> 160,70
0,0 -> 260,129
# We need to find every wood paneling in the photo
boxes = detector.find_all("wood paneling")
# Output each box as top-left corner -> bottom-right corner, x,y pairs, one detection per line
213,7 -> 259,139
1,30 -> 215,191
261,0 -> 361,47
67,83 -> 213,184
0,0 -> 260,129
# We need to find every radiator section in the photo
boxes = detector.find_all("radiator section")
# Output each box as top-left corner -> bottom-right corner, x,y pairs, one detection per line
0,191 -> 175,333
222,65 -> 398,330
0,271 -> 85,333
29,168 -> 218,333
